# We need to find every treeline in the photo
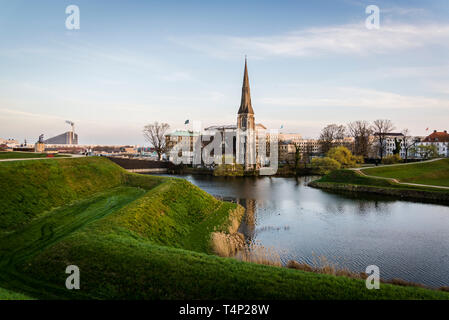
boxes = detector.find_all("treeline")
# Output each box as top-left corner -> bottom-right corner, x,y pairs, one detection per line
318,119 -> 418,160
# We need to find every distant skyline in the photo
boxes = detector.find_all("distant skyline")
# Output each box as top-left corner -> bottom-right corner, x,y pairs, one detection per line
1,0 -> 449,145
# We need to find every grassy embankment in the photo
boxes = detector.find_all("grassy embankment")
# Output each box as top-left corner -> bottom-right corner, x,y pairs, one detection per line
1,157 -> 448,300
361,159 -> 449,187
0,152 -> 67,160
309,159 -> 449,202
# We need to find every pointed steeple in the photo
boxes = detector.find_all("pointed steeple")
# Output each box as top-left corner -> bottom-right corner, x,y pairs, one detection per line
238,57 -> 254,114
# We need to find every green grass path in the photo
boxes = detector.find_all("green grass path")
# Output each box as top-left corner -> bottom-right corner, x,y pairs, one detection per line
0,186 -> 146,299
361,159 -> 449,187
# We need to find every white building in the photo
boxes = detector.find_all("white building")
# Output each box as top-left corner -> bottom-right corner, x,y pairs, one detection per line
415,130 -> 449,158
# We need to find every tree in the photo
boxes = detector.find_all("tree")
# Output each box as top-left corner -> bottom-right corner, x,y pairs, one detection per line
372,119 -> 395,160
288,142 -> 301,171
143,122 -> 170,160
347,121 -> 373,157
310,157 -> 341,175
392,138 -> 401,155
416,145 -> 438,159
319,124 -> 346,154
327,146 -> 361,168
401,129 -> 417,161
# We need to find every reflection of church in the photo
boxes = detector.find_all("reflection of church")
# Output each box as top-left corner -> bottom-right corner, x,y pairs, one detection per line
236,198 -> 256,243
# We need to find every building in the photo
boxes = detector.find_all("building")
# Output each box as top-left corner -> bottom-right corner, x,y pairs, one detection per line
415,130 -> 449,158
166,130 -> 201,164
279,133 -> 302,143
44,131 -> 78,145
0,138 -> 19,147
278,138 -> 320,163
372,133 -> 406,158
236,58 -> 257,171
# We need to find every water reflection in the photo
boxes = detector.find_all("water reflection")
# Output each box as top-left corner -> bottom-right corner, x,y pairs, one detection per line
151,174 -> 449,288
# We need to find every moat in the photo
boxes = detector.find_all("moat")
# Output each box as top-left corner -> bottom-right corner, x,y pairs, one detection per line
151,174 -> 449,288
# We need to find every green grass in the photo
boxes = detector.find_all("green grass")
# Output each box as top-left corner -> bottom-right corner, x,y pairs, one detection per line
1,157 -> 448,300
362,159 -> 449,187
0,152 -> 66,159
0,287 -> 34,300
0,157 -> 127,233
317,170 -> 449,193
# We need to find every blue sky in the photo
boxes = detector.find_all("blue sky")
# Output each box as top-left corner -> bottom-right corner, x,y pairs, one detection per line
0,0 -> 448,145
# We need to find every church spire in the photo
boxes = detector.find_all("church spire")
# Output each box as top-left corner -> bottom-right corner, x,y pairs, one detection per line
238,57 -> 254,115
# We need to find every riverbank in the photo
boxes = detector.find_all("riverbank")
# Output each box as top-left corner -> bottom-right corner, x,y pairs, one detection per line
309,169 -> 449,203
1,157 -> 449,299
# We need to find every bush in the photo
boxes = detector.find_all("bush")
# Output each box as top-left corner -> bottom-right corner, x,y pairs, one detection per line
327,146 -> 361,168
381,154 -> 402,164
310,157 -> 341,175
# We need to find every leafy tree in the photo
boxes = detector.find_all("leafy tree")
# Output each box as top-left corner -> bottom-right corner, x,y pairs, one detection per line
310,157 -> 341,175
416,145 -> 439,159
327,146 -> 361,168
393,138 -> 401,155
381,154 -> 402,164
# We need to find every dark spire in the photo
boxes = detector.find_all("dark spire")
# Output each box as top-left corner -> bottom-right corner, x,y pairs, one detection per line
238,57 -> 254,114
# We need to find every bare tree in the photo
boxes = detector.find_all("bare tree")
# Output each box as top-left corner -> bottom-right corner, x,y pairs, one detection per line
347,121 -> 373,157
143,122 -> 170,160
401,129 -> 417,161
319,124 -> 346,154
372,119 -> 395,159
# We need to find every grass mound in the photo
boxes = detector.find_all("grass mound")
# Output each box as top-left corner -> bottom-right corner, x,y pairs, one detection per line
362,159 -> 449,187
1,157 -> 448,300
0,157 -> 127,232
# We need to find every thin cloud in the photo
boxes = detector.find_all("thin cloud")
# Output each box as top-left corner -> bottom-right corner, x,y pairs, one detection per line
258,87 -> 449,109
172,23 -> 449,58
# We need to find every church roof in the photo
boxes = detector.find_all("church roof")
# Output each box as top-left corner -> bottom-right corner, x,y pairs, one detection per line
238,58 -> 254,115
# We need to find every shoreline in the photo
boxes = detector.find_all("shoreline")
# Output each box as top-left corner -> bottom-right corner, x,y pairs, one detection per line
308,180 -> 449,204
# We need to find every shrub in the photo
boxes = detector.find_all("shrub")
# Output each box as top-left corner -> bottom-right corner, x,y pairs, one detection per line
381,154 -> 403,164
310,157 -> 341,175
327,146 -> 361,168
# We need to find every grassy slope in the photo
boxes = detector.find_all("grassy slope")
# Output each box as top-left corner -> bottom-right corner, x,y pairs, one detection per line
315,170 -> 449,194
0,157 -> 126,233
361,159 -> 449,187
0,287 -> 34,300
1,157 -> 448,300
0,152 -> 65,159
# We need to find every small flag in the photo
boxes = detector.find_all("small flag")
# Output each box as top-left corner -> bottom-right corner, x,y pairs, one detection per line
184,120 -> 190,125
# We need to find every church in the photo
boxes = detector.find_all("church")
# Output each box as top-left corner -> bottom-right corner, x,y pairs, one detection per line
167,58 -> 270,171
203,58 -> 268,171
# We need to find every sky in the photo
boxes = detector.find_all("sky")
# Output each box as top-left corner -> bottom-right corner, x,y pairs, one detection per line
0,0 -> 448,145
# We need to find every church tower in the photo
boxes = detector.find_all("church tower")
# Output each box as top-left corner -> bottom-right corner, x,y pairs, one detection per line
237,58 -> 256,170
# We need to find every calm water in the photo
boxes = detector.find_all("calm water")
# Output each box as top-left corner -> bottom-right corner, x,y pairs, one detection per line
154,174 -> 449,287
